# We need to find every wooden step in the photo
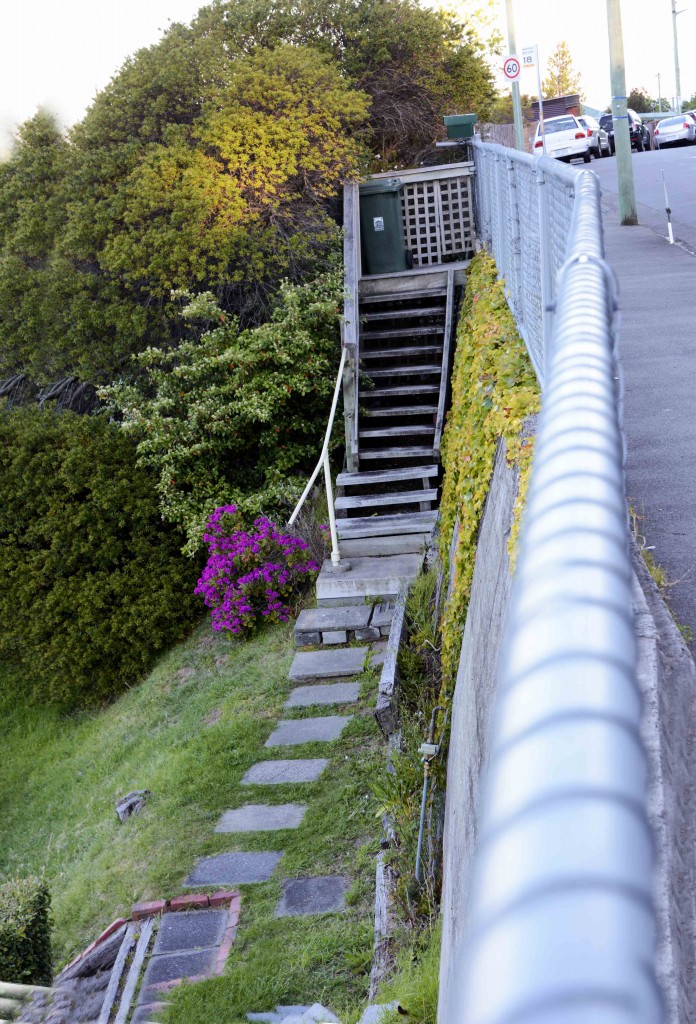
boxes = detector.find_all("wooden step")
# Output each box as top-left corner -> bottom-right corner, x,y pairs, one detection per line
365,365 -> 441,379
358,446 -> 436,461
361,326 -> 444,341
336,511 -> 438,538
335,488 -> 438,510
359,425 -> 436,439
360,384 -> 440,398
361,345 -> 443,361
363,306 -> 445,321
359,289 -> 447,304
363,404 -> 438,418
337,465 -> 439,487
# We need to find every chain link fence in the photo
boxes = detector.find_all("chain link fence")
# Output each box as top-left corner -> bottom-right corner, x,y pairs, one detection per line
446,141 -> 662,1022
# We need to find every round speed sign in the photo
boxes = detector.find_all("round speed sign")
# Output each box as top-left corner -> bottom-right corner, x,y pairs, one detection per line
503,56 -> 521,81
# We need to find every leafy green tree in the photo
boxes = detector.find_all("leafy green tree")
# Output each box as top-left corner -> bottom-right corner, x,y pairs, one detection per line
682,92 -> 696,111
542,41 -> 583,99
487,92 -> 536,124
627,86 -> 653,112
101,266 -> 345,553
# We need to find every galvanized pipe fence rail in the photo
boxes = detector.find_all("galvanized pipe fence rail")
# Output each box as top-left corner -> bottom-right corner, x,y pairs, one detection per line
448,141 -> 661,1021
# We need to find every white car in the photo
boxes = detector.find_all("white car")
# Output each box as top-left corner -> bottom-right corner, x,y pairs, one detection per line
531,114 -> 592,163
653,114 -> 696,149
577,114 -> 611,158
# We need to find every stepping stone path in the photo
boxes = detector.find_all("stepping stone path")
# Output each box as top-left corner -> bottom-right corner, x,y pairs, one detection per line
119,611 -> 395,1022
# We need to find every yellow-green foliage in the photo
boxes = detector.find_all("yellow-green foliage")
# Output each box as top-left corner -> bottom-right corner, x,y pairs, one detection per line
438,252 -> 540,691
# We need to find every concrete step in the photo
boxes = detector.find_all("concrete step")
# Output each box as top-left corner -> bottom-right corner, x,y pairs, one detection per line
337,511 -> 437,538
338,533 -> 430,557
294,605 -> 384,646
335,488 -> 437,511
360,345 -> 443,360
316,554 -> 422,604
337,465 -> 438,487
288,647 -> 369,681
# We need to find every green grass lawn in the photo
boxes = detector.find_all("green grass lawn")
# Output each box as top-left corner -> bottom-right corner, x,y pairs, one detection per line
1,617 -> 384,1022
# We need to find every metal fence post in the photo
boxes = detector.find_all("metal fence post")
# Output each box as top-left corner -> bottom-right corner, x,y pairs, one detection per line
536,163 -> 554,381
506,155 -> 523,326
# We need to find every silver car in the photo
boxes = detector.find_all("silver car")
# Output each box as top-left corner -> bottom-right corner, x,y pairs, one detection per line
577,115 -> 611,157
654,114 -> 696,149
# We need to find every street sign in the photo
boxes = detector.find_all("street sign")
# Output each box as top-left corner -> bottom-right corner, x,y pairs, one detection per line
503,55 -> 521,81
521,45 -> 536,68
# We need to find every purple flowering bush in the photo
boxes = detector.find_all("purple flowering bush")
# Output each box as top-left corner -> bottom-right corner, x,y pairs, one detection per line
195,505 -> 320,635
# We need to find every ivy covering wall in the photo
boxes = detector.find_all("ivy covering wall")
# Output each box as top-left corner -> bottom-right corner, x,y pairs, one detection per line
438,252 -> 540,691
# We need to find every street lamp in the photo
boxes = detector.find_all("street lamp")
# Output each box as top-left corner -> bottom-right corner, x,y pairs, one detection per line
672,0 -> 686,112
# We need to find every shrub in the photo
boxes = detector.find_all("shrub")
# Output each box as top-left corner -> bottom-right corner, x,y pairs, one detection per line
0,407 -> 201,709
0,878 -> 52,986
195,505 -> 319,635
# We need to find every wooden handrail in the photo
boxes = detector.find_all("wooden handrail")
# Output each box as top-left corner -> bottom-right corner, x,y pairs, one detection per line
433,269 -> 456,459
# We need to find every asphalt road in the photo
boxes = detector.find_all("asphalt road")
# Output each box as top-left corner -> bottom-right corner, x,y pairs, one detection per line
587,146 -> 696,646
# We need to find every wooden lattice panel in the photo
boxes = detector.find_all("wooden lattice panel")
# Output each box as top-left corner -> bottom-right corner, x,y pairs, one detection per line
402,182 -> 441,266
438,176 -> 474,256
401,176 -> 474,266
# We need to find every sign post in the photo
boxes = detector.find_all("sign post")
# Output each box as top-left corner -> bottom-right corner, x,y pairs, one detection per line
505,0 -> 524,151
522,45 -> 545,155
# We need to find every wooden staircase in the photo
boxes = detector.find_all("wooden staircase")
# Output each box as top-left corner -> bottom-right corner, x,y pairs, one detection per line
336,272 -> 456,558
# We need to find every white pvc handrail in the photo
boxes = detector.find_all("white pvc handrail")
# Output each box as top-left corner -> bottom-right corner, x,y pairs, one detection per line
287,345 -> 347,566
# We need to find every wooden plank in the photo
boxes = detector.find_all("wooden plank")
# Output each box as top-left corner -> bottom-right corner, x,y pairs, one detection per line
361,346 -> 443,362
337,465 -> 439,487
337,512 -> 437,538
364,404 -> 438,418
97,922 -> 137,1024
360,385 -> 439,398
434,270 -> 456,459
363,306 -> 445,321
357,446 -> 435,461
335,488 -> 437,510
360,425 -> 435,438
365,365 -> 441,379
360,326 -> 444,340
367,161 -> 474,184
359,288 -> 447,304
375,581 -> 410,736
113,917 -> 154,1024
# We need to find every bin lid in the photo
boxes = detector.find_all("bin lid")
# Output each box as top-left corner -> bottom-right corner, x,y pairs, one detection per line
443,113 -> 478,126
359,178 -> 402,195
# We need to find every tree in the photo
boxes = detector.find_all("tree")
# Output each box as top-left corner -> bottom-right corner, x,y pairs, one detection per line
682,92 -> 696,111
542,41 -> 583,99
487,92 -> 535,124
627,86 -> 653,112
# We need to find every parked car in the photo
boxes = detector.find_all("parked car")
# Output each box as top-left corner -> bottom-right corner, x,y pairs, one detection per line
598,110 -> 651,152
531,114 -> 592,163
577,114 -> 611,157
653,114 -> 696,148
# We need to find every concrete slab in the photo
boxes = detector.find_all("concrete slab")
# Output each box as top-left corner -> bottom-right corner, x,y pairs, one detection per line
355,626 -> 381,641
275,876 -> 348,917
241,759 -> 329,785
265,716 -> 352,747
285,683 -> 360,708
215,804 -> 307,832
316,554 -> 421,604
295,606 -> 372,633
185,851 -> 283,887
153,910 -> 228,954
322,629 -> 348,644
371,602 -> 396,628
289,647 -> 367,681
140,947 -> 217,987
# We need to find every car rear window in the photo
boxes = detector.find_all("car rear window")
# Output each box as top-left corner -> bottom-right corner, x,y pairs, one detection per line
659,116 -> 686,127
599,116 -> 613,128
543,117 -> 578,134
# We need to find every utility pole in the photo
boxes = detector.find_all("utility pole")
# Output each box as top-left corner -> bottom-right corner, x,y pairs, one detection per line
606,0 -> 637,225
657,72 -> 662,112
506,0 -> 524,150
672,0 -> 683,112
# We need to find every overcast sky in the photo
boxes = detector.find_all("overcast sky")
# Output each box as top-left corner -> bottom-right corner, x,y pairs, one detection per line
1,0 -> 694,154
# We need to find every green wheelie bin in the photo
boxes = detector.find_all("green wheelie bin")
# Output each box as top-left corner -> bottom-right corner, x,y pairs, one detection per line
358,178 -> 409,275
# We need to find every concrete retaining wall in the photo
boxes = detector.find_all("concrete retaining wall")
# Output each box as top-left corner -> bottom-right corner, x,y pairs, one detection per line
436,441 -> 696,1023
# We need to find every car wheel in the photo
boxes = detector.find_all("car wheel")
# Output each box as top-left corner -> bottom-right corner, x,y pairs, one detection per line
583,149 -> 592,163
636,137 -> 644,152
602,140 -> 610,157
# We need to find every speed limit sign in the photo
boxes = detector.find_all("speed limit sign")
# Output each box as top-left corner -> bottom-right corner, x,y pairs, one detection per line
503,55 -> 521,81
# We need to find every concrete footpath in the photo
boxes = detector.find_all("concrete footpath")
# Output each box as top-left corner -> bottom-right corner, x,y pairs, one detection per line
601,194 -> 696,650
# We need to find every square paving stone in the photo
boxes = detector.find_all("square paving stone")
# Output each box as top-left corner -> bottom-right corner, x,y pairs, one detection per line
289,647 -> 368,681
185,851 -> 283,887
285,683 -> 359,708
153,910 -> 228,954
215,803 -> 307,832
295,606 -> 371,633
370,602 -> 395,629
322,629 -> 348,645
140,947 -> 218,988
276,876 -> 349,917
241,759 -> 329,785
265,716 -> 352,747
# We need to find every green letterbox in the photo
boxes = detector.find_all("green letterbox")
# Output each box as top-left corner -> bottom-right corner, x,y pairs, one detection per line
444,113 -> 478,140
359,178 -> 408,275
